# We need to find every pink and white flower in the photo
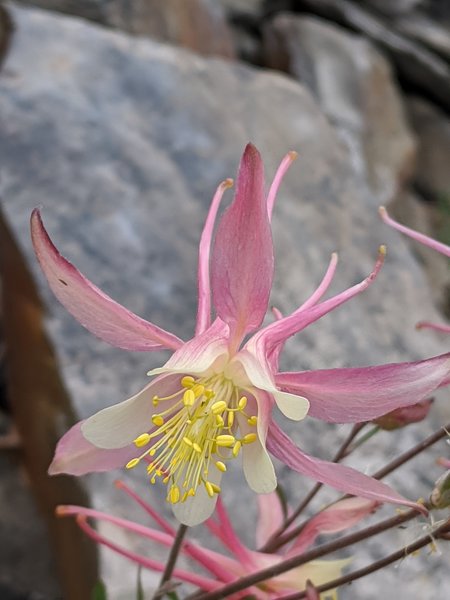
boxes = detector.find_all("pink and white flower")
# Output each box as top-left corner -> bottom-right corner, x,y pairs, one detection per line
32,145 -> 450,525
58,483 -> 379,599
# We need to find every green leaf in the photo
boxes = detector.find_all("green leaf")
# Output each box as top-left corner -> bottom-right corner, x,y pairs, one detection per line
91,580 -> 108,600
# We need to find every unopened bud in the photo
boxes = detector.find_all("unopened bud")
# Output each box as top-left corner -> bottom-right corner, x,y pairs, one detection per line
430,471 -> 450,509
373,399 -> 433,431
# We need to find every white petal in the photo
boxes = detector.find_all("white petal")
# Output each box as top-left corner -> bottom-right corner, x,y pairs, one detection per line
272,389 -> 310,421
81,374 -> 179,449
242,440 -> 277,494
172,469 -> 223,526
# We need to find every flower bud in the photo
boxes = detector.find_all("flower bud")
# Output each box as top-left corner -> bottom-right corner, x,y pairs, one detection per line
430,471 -> 450,509
373,399 -> 432,431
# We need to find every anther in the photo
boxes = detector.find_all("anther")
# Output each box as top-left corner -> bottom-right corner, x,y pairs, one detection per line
169,485 -> 180,504
232,441 -> 242,457
126,458 -> 140,469
211,400 -> 227,414
216,434 -> 236,447
243,433 -> 257,444
204,389 -> 215,399
211,483 -> 221,494
193,443 -> 202,453
247,415 -> 258,426
183,389 -> 196,406
238,396 -> 248,410
134,433 -> 151,447
205,481 -> 214,497
216,415 -> 225,427
183,437 -> 193,447
152,415 -> 164,427
192,384 -> 205,397
181,376 -> 195,388
152,395 -> 159,406
215,461 -> 227,472
227,411 -> 235,427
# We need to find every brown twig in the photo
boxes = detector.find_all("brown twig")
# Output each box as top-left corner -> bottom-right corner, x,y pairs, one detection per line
152,524 -> 188,599
278,517 -> 450,599
187,505 -> 426,600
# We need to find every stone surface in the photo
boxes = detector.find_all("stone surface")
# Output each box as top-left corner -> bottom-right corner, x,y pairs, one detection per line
1,4 -> 449,598
395,12 -> 450,60
14,0 -> 235,58
407,96 -> 450,202
364,0 -> 423,16
295,0 -> 450,111
263,14 -> 416,206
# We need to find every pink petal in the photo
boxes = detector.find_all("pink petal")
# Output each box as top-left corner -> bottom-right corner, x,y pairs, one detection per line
267,151 -> 298,220
211,144 -> 274,346
379,206 -> 450,258
287,497 -> 378,555
266,253 -> 338,372
417,321 -> 450,334
256,491 -> 285,549
196,179 -> 234,336
275,353 -> 450,423
150,318 -> 230,377
31,209 -> 182,351
49,421 -> 137,476
255,246 -> 385,351
266,421 -> 427,514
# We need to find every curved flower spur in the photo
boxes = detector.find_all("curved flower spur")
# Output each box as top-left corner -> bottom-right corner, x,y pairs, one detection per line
32,144 -> 450,525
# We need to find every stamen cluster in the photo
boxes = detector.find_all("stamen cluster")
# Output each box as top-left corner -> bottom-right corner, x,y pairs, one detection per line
126,375 -> 258,503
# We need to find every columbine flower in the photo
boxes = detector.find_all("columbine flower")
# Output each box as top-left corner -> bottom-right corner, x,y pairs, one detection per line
379,206 -> 450,334
32,145 -> 450,525
58,483 -> 378,599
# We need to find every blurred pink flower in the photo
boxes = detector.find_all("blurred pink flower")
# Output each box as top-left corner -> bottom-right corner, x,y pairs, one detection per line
373,399 -> 433,430
59,483 -> 378,599
31,145 -> 448,524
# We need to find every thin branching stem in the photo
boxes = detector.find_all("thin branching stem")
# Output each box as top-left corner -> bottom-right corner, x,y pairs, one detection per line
278,518 -> 450,599
152,524 -> 188,600
187,504 -> 427,600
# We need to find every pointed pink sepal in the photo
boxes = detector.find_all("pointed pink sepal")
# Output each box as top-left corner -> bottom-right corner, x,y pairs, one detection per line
266,421 -> 427,514
31,209 -> 183,351
211,144 -> 274,345
276,353 -> 450,423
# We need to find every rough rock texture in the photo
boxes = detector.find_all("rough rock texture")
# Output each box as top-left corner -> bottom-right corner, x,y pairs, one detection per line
294,0 -> 450,111
263,14 -> 416,206
1,4 -> 449,598
14,0 -> 235,58
407,97 -> 450,203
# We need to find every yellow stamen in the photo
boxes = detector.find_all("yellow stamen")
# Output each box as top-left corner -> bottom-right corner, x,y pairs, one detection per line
169,485 -> 180,504
232,441 -> 242,457
247,415 -> 258,426
192,384 -> 205,397
205,481 -> 214,497
216,434 -> 236,447
238,396 -> 247,410
211,483 -> 221,494
227,411 -> 235,427
193,443 -> 202,453
152,395 -> 159,406
134,433 -> 151,447
181,376 -> 195,388
126,458 -> 140,469
183,389 -> 196,406
215,461 -> 227,472
216,415 -> 225,427
211,400 -> 227,414
243,433 -> 257,444
152,415 -> 164,427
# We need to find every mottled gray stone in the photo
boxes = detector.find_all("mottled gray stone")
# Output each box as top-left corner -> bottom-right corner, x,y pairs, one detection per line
1,4 -> 449,598
263,14 -> 416,206
13,0 -> 235,58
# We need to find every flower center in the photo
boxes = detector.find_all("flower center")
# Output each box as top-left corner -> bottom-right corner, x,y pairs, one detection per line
125,374 -> 258,504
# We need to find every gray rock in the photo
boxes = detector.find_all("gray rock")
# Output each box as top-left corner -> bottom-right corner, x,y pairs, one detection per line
364,0 -> 425,16
394,12 -> 450,60
1,4 -> 449,598
13,0 -> 235,58
407,96 -> 450,202
263,14 -> 416,206
297,0 -> 450,111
